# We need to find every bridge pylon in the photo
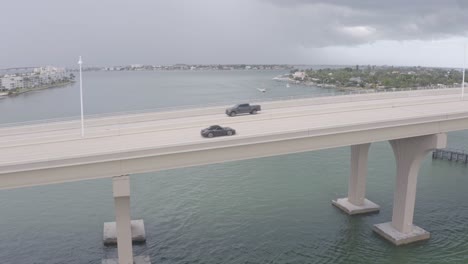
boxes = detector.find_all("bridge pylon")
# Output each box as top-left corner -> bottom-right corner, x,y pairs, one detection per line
373,133 -> 447,245
332,143 -> 380,215
102,175 -> 148,264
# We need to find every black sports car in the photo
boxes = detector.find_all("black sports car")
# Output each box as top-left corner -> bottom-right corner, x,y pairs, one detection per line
201,125 -> 236,138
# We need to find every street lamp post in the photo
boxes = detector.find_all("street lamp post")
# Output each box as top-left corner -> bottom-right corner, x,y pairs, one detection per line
463,45 -> 466,99
78,56 -> 84,137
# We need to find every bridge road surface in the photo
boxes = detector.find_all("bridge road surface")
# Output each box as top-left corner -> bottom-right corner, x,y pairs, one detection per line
0,88 -> 467,189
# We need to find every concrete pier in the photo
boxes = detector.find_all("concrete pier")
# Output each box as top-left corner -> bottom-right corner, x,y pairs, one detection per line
373,134 -> 447,245
103,219 -> 146,245
333,143 -> 380,215
102,256 -> 151,264
373,222 -> 430,246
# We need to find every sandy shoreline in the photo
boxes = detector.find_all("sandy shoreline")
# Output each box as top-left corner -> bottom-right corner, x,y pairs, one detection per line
5,81 -> 75,96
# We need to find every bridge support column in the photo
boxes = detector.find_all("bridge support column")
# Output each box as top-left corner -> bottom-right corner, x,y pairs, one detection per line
332,143 -> 380,215
102,176 -> 148,264
373,133 -> 447,245
112,175 -> 134,264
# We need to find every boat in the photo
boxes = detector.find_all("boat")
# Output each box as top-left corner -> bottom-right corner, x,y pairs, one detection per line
257,88 -> 266,93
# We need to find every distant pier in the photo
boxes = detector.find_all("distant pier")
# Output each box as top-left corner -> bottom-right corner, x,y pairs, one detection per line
432,148 -> 468,163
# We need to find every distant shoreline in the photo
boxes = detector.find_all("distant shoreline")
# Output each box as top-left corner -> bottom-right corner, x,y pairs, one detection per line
273,73 -> 460,92
5,81 -> 75,97
75,68 -> 292,73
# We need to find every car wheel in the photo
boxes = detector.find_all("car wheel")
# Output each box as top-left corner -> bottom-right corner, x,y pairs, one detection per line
208,133 -> 214,138
230,112 -> 236,117
251,110 -> 257,114
227,130 -> 233,136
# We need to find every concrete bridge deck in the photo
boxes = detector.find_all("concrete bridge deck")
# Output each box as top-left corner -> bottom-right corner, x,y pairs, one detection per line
0,88 -> 466,189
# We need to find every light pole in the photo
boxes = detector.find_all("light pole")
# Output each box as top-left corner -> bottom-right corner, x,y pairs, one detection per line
463,45 -> 466,99
78,56 -> 84,137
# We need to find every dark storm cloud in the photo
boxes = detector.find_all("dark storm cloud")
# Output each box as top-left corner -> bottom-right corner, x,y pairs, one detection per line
0,0 -> 467,67
264,0 -> 468,46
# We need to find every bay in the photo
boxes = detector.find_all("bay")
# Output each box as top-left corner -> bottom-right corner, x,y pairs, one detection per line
0,70 -> 467,264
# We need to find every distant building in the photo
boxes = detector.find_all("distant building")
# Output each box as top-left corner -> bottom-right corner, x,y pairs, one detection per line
130,64 -> 143,69
0,75 -> 24,90
293,71 -> 306,80
33,66 -> 66,82
349,77 -> 362,83
0,66 -> 68,90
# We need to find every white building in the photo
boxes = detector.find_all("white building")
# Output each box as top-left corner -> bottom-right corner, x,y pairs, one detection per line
130,64 -> 143,70
349,77 -> 362,83
293,71 -> 306,80
0,75 -> 24,90
33,66 -> 66,81
0,66 -> 68,90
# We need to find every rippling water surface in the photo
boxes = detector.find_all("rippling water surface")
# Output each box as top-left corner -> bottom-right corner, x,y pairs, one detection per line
0,70 -> 468,264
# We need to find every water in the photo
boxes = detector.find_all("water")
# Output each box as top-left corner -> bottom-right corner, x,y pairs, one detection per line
1,70 -> 468,264
0,70 -> 335,124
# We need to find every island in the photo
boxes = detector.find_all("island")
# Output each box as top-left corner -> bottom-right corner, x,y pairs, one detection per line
283,66 -> 465,90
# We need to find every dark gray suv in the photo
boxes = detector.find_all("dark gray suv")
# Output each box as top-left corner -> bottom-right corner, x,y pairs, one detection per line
225,103 -> 261,117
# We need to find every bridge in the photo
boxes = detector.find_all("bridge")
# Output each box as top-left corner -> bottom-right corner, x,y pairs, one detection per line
1,88 -> 466,263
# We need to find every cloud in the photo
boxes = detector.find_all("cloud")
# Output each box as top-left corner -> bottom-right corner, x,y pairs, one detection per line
0,0 -> 467,67
338,26 -> 376,39
262,0 -> 468,47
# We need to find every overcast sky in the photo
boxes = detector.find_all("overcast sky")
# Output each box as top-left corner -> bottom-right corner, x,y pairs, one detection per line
1,0 -> 468,68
